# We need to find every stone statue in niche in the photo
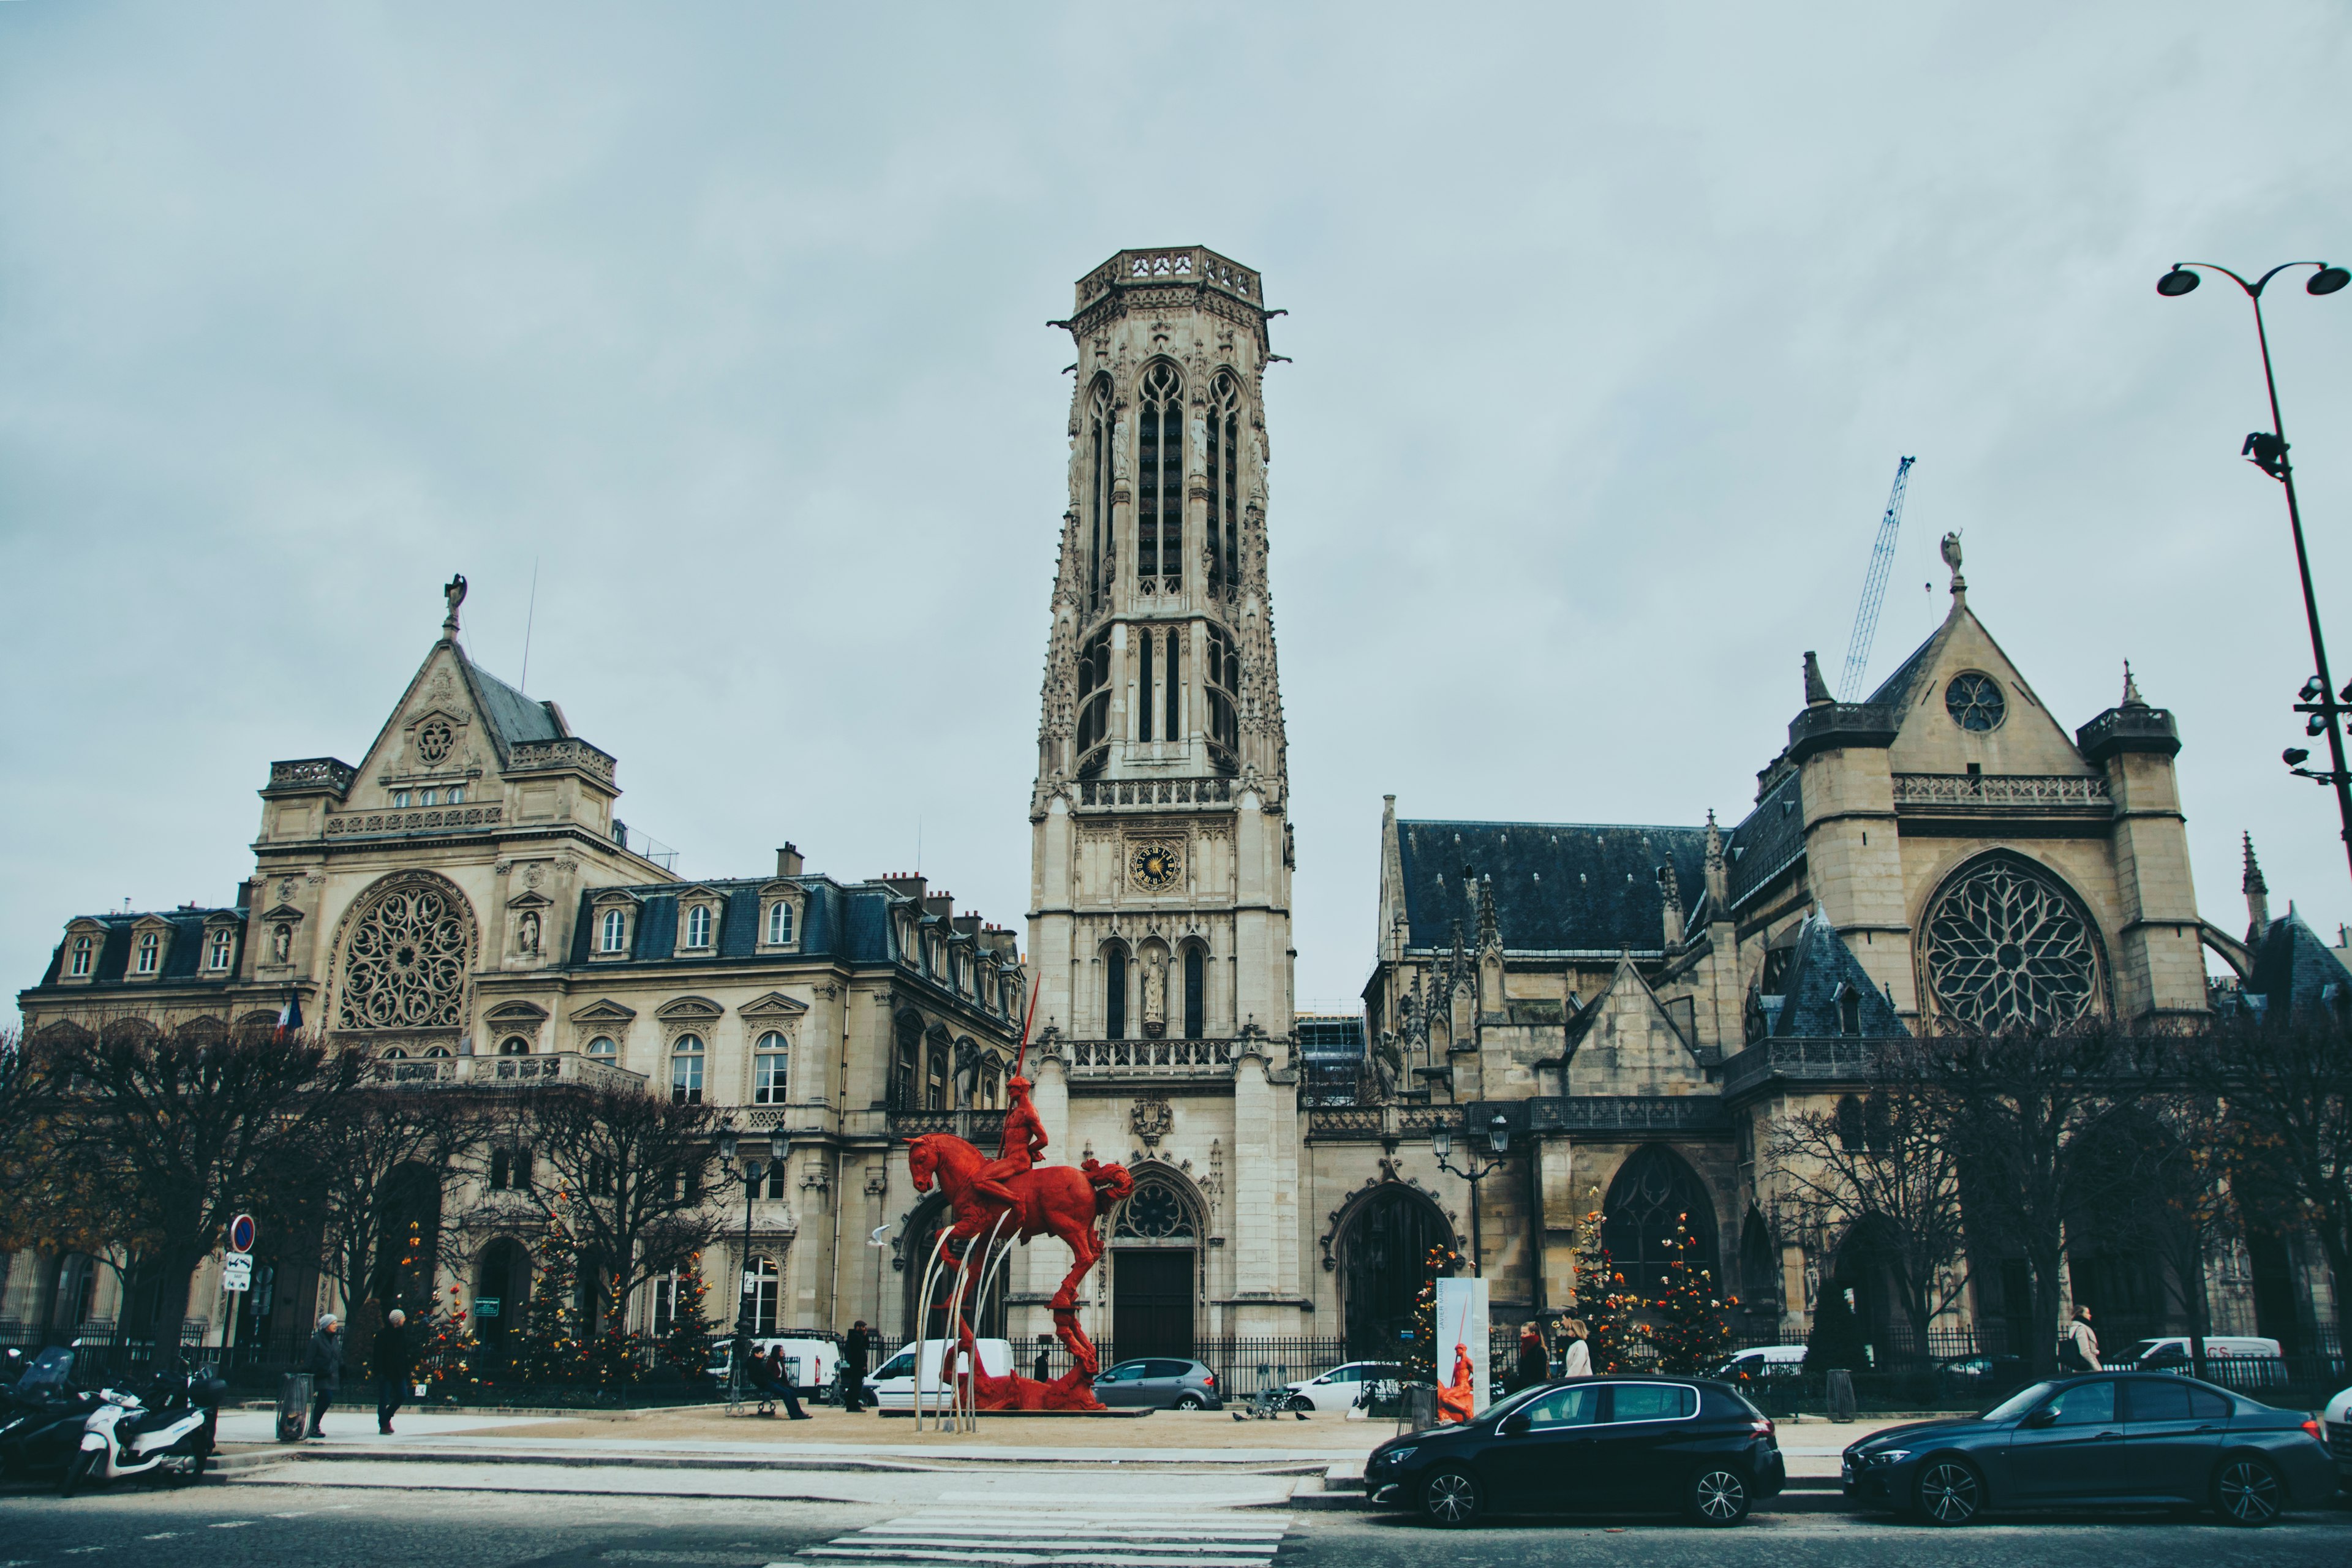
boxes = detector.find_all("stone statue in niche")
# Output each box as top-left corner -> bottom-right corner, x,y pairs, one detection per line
270,924 -> 292,965
1140,949 -> 1168,1038
516,910 -> 540,957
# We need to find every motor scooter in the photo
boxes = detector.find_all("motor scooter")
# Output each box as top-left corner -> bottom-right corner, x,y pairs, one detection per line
0,1349 -> 100,1482
58,1366 -> 227,1496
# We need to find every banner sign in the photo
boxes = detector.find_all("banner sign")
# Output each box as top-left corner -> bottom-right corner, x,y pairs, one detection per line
1434,1276 -> 1493,1417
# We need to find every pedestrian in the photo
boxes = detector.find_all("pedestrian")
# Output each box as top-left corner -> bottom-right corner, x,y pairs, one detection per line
2062,1306 -> 2101,1371
842,1320 -> 871,1414
1558,1318 -> 1593,1379
1512,1322 -> 1550,1391
372,1306 -> 413,1435
761,1343 -> 810,1419
1033,1334 -> 1054,1385
304,1313 -> 343,1439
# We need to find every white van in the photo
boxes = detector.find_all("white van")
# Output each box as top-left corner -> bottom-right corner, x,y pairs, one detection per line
2117,1335 -> 2282,1369
865,1338 -> 1014,1412
2323,1382 -> 2351,1487
706,1335 -> 843,1393
1712,1344 -> 1809,1381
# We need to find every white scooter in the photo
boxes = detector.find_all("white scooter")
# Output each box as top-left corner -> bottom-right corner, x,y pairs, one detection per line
58,1369 -> 224,1496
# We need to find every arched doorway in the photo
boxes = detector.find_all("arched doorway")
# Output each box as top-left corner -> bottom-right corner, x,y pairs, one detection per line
1739,1208 -> 1781,1319
370,1163 -> 443,1316
1833,1213 -> 1905,1366
1601,1145 -> 1720,1302
900,1196 -> 1007,1343
1110,1173 -> 1200,1360
1335,1185 -> 1453,1360
472,1238 -> 532,1364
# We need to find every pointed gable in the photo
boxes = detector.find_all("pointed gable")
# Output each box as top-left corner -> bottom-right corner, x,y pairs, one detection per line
2242,910 -> 2352,1022
1562,956 -> 1709,1095
1772,910 -> 1910,1038
1875,600 -> 2096,778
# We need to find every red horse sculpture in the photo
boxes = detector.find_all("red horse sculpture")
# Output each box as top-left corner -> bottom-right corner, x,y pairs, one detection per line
907,1131 -> 1133,1408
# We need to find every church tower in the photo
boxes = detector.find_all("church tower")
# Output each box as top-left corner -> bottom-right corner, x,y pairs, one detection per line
1030,246 -> 1292,1054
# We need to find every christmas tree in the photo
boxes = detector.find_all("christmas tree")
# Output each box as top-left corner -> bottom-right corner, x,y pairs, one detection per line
1403,1244 -> 1462,1385
1570,1209 -> 1635,1373
660,1252 -> 719,1382
514,1196 -> 586,1390
1645,1211 -> 1736,1373
1804,1280 -> 1868,1373
413,1281 -> 480,1403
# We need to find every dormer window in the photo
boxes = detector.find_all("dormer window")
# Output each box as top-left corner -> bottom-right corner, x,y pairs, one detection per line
206,929 -> 234,972
69,935 -> 93,977
684,904 -> 712,949
135,931 -> 160,975
598,909 -> 628,954
767,901 -> 792,945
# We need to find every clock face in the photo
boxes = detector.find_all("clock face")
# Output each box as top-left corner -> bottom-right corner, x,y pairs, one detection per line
1129,841 -> 1183,891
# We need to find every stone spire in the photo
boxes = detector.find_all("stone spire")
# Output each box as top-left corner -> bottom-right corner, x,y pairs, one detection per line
1658,859 -> 1685,949
1476,876 -> 1500,953
2122,661 -> 2147,709
1703,809 -> 1730,909
1803,650 -> 1833,707
2243,831 -> 2271,941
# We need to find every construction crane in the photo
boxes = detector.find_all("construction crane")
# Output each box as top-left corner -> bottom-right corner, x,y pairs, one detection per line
1838,456 -> 1917,701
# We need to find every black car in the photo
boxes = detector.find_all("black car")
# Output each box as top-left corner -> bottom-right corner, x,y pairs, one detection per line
1843,1371 -> 2337,1526
1365,1376 -> 1786,1528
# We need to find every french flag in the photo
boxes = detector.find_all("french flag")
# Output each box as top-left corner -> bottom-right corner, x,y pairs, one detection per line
276,991 -> 303,1039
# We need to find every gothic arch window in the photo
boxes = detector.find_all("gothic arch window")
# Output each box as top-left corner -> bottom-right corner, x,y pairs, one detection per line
1601,1144 -> 1719,1302
1114,1175 -> 1199,1242
1182,943 -> 1206,1040
1137,627 -> 1155,743
1087,379 -> 1114,616
1206,372 -> 1242,592
1106,943 -> 1129,1039
1335,1185 -> 1454,1360
1135,361 -> 1182,592
1920,853 -> 2103,1031
336,873 -> 475,1031
1076,629 -> 1114,775
1203,625 -> 1239,771
1164,628 -> 1182,742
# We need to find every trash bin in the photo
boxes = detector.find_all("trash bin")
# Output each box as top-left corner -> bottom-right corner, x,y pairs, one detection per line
1401,1381 -> 1438,1432
1825,1367 -> 1856,1423
277,1373 -> 313,1442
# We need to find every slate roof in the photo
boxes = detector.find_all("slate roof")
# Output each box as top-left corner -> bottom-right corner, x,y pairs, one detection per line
32,908 -> 240,989
1396,820 -> 1709,954
459,651 -> 565,755
1769,911 -> 1910,1038
2241,910 -> 2352,1022
567,877 -> 897,968
1722,770 -> 1804,911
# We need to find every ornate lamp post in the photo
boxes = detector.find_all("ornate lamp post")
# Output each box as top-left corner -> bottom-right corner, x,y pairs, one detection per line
1432,1112 -> 1512,1278
717,1125 -> 792,1349
2158,260 -> 2352,881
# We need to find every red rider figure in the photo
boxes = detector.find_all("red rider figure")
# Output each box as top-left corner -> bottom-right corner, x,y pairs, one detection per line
970,1074 -> 1047,1217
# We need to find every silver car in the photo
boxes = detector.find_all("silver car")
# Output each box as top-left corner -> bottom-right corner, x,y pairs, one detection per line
1092,1357 -> 1222,1409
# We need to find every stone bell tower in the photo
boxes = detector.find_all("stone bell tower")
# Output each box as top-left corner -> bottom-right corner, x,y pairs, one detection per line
1028,246 -> 1294,1061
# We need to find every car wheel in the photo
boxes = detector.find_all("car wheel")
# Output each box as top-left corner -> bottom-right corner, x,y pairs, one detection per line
1285,1394 -> 1316,1412
1420,1467 -> 1483,1528
1913,1458 -> 1982,1526
58,1450 -> 96,1498
1174,1393 -> 1204,1411
2213,1456 -> 2284,1527
1687,1467 -> 1751,1526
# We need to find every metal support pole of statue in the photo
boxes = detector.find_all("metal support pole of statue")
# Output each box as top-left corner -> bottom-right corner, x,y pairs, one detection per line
2158,260 -> 2352,884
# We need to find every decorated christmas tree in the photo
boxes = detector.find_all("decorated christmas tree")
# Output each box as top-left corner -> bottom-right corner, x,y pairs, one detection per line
660,1252 -> 719,1382
413,1281 -> 480,1403
1570,1209 -> 1635,1373
1804,1280 -> 1868,1373
1646,1210 -> 1736,1373
1403,1244 -> 1462,1385
514,1197 -> 586,1390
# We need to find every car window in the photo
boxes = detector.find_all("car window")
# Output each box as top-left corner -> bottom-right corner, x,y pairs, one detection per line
1520,1384 -> 1601,1428
2187,1386 -> 2231,1419
1144,1360 -> 1191,1379
2041,1381 -> 2116,1426
2125,1378 -> 2192,1422
1981,1381 -> 2055,1422
875,1352 -> 914,1379
1327,1366 -> 1362,1382
1607,1384 -> 1696,1422
1101,1362 -> 1147,1382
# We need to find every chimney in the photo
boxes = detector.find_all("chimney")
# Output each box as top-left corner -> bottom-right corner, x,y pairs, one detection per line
953,912 -> 982,937
881,873 -> 927,902
776,842 -> 804,877
925,891 -> 956,921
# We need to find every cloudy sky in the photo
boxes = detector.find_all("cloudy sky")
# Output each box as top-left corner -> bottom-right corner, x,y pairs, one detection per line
4,2 -> 2350,1022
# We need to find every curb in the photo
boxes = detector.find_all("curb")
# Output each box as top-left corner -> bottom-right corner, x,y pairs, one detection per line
217,1444 -> 1349,1477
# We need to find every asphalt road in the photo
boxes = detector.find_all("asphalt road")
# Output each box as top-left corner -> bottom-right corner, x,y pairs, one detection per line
0,1481 -> 2346,1568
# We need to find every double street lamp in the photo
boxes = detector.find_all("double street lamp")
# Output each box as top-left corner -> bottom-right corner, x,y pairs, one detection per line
1431,1113 -> 1512,1279
717,1125 -> 793,1343
2157,260 -> 2352,883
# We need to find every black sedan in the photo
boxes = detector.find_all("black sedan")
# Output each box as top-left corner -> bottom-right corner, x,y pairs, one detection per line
1843,1371 -> 2337,1526
1365,1376 -> 1786,1528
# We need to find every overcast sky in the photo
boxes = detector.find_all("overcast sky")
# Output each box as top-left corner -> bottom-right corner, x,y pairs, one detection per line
5,2 -> 2350,1023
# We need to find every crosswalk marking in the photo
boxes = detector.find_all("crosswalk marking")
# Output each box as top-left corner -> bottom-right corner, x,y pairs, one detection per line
794,1505 -> 1291,1568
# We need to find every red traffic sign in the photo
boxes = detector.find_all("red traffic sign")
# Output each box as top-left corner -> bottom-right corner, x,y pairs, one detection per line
228,1214 -> 257,1254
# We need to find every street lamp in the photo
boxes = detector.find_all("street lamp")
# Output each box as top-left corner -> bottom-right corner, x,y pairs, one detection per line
718,1125 -> 793,1348
2159,260 -> 2352,883
1432,1113 -> 1512,1278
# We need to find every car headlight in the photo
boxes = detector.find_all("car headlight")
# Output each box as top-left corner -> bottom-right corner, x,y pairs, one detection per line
1865,1449 -> 1912,1466
1379,1446 -> 1417,1466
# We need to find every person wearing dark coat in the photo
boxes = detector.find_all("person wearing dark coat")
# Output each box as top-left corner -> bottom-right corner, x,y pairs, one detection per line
372,1308 -> 413,1434
304,1313 -> 344,1439
842,1321 -> 871,1414
1512,1323 -> 1551,1392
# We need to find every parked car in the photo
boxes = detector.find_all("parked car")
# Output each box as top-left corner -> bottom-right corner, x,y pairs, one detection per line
1709,1346 -> 1807,1384
1092,1357 -> 1222,1409
2323,1383 -> 2351,1491
705,1335 -> 842,1395
1842,1371 -> 2334,1526
865,1338 -> 1013,1412
1936,1354 -> 2028,1403
1283,1361 -> 1403,1411
1365,1376 -> 1785,1528
2115,1337 -> 2288,1387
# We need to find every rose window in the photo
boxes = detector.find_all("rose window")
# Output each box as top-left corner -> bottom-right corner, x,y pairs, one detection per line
338,878 -> 473,1030
1114,1182 -> 1195,1241
415,718 -> 454,764
1944,672 -> 2006,732
1921,856 -> 2099,1031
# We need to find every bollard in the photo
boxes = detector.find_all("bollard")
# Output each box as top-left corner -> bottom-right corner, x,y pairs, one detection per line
1826,1366 -> 1856,1423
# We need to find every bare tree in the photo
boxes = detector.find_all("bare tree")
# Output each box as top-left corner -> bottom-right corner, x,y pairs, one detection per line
34,1017 -> 365,1343
313,1082 -> 482,1325
496,1082 -> 726,1330
1767,1067 -> 1969,1359
2209,1010 -> 2352,1359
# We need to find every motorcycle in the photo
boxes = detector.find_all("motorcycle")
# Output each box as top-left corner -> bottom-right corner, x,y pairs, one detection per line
57,1364 -> 228,1496
0,1349 -> 101,1483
